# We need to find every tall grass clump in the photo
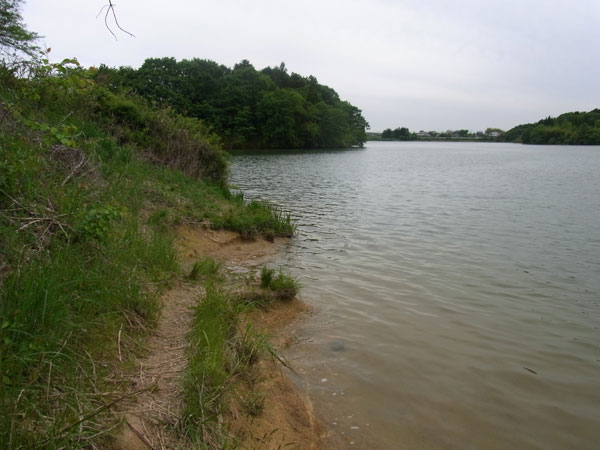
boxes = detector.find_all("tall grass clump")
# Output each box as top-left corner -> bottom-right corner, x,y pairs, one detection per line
184,286 -> 235,417
260,267 -> 300,300
0,220 -> 178,448
211,192 -> 295,239
188,257 -> 222,281
260,267 -> 275,289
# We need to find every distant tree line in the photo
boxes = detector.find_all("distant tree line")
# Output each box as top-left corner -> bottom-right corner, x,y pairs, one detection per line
381,127 -> 413,140
503,109 -> 600,145
95,59 -> 369,149
374,127 -> 503,141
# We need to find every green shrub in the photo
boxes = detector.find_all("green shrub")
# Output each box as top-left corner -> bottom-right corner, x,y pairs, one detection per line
94,88 -> 228,184
79,205 -> 122,240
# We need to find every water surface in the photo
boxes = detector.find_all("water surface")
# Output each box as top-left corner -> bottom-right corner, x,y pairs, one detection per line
230,142 -> 600,449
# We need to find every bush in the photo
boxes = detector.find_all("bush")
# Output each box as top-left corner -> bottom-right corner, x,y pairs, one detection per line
95,88 -> 228,183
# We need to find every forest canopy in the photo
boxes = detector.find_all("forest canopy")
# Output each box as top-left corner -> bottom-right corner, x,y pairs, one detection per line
504,109 -> 600,145
96,59 -> 369,150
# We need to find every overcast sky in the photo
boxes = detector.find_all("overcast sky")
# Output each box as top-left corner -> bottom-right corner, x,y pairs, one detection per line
22,0 -> 600,132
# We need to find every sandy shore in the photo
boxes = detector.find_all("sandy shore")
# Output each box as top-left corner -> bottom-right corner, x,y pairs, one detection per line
113,226 -> 337,449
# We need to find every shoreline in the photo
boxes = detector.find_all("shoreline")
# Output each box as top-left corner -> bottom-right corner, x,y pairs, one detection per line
113,226 -> 330,449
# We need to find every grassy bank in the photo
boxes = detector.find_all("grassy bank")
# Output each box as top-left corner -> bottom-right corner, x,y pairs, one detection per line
0,61 -> 294,449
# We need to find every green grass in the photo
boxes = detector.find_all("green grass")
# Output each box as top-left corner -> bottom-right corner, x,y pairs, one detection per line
211,192 -> 296,239
182,267 -> 298,448
0,64 -> 297,449
260,267 -> 275,289
188,257 -> 223,281
260,267 -> 300,300
184,285 -> 235,420
0,218 -> 178,448
180,281 -> 263,449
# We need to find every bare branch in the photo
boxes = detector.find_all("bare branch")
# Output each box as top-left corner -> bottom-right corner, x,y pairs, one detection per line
104,4 -> 118,41
110,2 -> 135,38
99,1 -> 135,41
96,4 -> 110,19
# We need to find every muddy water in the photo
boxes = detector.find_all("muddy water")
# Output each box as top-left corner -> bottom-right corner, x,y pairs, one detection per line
230,142 -> 600,449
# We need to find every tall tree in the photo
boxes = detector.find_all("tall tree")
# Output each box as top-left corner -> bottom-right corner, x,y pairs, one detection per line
99,57 -> 369,149
0,0 -> 39,61
504,109 -> 600,145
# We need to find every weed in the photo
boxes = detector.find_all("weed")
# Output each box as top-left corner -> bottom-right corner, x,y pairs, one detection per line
188,257 -> 222,281
269,271 -> 300,300
260,267 -> 275,289
211,197 -> 296,238
260,267 -> 300,300
79,204 -> 122,240
233,323 -> 267,370
233,289 -> 273,310
241,390 -> 265,417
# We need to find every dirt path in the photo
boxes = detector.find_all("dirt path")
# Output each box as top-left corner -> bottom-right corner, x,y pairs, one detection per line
115,283 -> 203,449
112,227 -> 328,449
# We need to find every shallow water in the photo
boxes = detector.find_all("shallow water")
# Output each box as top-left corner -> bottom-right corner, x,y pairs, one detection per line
230,142 -> 600,449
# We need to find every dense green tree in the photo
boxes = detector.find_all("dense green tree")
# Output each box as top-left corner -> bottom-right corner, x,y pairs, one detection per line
257,89 -> 305,148
380,126 -> 415,140
392,127 -> 411,140
97,58 -> 368,149
315,102 -> 352,147
504,109 -> 600,145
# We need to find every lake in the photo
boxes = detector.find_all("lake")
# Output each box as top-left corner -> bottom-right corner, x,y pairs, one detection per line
230,141 -> 600,449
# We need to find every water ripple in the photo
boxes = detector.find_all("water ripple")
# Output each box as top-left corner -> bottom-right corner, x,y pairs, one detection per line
231,142 -> 600,450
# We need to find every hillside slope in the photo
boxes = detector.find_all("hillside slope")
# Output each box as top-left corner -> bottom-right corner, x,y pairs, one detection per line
504,109 -> 600,145
0,60 -> 294,449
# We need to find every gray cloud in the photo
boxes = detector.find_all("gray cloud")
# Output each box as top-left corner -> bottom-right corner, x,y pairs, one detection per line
23,0 -> 600,131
